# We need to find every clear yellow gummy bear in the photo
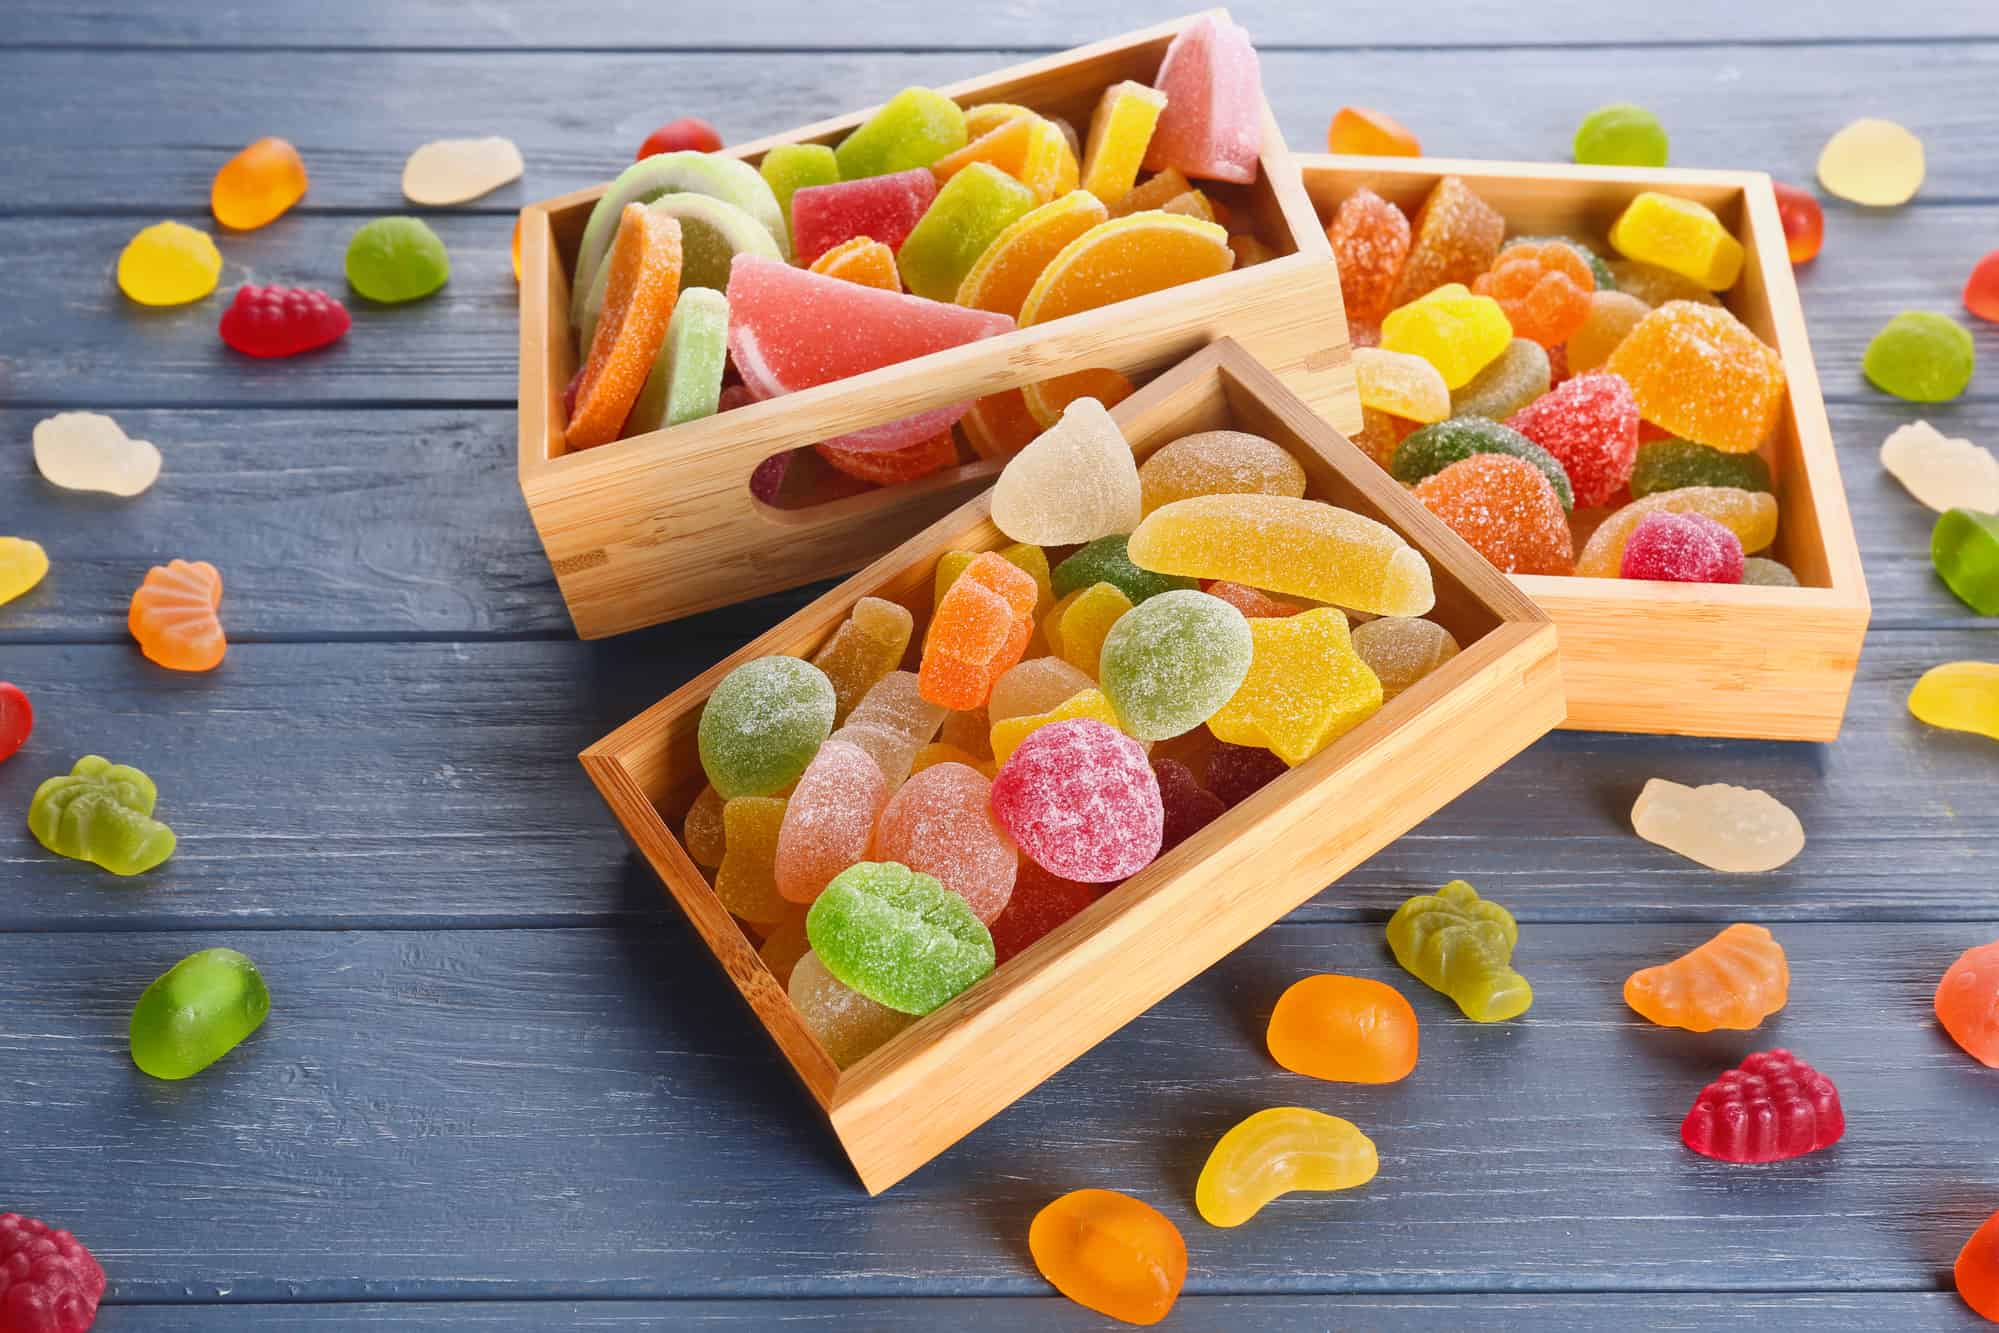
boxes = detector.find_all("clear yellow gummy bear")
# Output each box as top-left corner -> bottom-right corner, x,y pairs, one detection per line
1206,608 -> 1384,765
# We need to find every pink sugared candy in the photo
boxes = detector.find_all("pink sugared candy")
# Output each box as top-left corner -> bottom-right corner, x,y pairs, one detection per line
1204,740 -> 1285,809
790,169 -> 939,266
1619,510 -> 1744,584
1154,756 -> 1224,852
873,760 -> 1019,922
990,860 -> 1102,964
1682,1048 -> 1844,1163
1505,371 -> 1639,508
990,719 -> 1163,883
774,738 -> 887,904
0,1212 -> 106,1333
1143,13 -> 1265,185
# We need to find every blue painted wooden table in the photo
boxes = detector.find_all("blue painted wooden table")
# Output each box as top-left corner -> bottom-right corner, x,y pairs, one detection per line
2,3 -> 1996,1327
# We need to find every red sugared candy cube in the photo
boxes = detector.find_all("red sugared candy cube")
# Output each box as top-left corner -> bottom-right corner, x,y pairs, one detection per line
218,284 -> 351,358
1505,371 -> 1640,508
0,682 -> 31,763
1619,510 -> 1744,584
637,118 -> 722,159
1771,181 -> 1824,265
0,1213 -> 106,1333
789,169 -> 939,267
990,719 -> 1163,883
1681,1049 -> 1844,1163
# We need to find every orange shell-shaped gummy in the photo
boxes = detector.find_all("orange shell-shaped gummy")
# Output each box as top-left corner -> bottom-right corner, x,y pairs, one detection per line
1936,939 -> 1999,1068
129,559 -> 227,672
1624,922 -> 1789,1032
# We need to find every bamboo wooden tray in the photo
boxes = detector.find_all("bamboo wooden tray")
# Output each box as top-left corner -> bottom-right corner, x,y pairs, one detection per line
518,12 -> 1359,641
1298,155 -> 1871,742
580,340 -> 1564,1194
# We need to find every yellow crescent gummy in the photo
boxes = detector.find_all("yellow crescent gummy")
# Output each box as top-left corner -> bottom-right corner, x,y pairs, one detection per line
1195,1107 -> 1380,1228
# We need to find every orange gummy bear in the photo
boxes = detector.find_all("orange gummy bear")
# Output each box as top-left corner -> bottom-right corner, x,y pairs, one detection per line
1960,1208 -> 1999,1323
1473,241 -> 1595,348
128,559 -> 227,672
1267,973 -> 1419,1083
1624,923 -> 1790,1033
920,552 -> 1038,710
1936,939 -> 1999,1068
566,204 -> 683,451
1029,1188 -> 1186,1326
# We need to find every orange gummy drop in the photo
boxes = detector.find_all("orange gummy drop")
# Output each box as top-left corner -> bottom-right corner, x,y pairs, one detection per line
1960,1208 -> 1999,1323
1936,939 -> 1999,1068
1473,241 -> 1595,348
809,235 -> 902,292
1328,106 -> 1421,158
566,205 -> 683,451
1413,453 -> 1575,575
1624,923 -> 1790,1033
128,559 -> 227,672
1029,1188 -> 1186,1326
211,136 -> 308,230
1327,187 -> 1411,328
1267,974 -> 1419,1083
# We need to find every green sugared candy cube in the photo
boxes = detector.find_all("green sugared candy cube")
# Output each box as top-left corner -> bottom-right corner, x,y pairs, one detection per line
1503,235 -> 1617,293
1864,311 -> 1975,403
760,143 -> 841,225
345,217 -> 450,303
835,87 -> 966,180
1391,416 -> 1575,511
1052,534 -> 1198,604
1629,438 -> 1773,498
897,163 -> 1037,302
1573,104 -> 1669,169
1933,507 -> 1999,615
28,755 -> 177,876
806,861 -> 995,1015
1741,556 -> 1800,587
130,947 -> 270,1080
698,656 -> 836,799
1099,589 -> 1253,741
627,287 -> 729,435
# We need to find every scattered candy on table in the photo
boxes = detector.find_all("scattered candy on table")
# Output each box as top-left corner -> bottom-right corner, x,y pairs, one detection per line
1967,250 -> 1999,324
1386,879 -> 1533,1023
1864,310 -> 1975,403
1266,973 -> 1419,1083
210,136 -> 308,230
27,755 -> 177,877
1624,923 -> 1790,1032
1572,103 -> 1669,168
218,284 -> 352,358
1817,117 -> 1925,205
1908,662 -> 1999,741
0,537 -> 50,605
345,216 -> 451,304
1681,1049 -> 1844,1163
402,135 -> 524,205
1770,181 -> 1824,264
129,947 -> 271,1080
128,559 -> 228,672
1934,508 -> 1999,615
1881,421 -> 1999,513
1630,778 -> 1804,873
117,220 -> 221,306
640,117 -> 723,159
1195,1106 -> 1378,1227
1029,1188 -> 1186,1326
0,1212 -> 105,1333
1328,105 -> 1420,158
32,412 -> 162,497
1961,1209 -> 1999,1323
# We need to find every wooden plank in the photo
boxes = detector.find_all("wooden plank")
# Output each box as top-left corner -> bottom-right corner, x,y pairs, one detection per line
5,922 -> 1996,1300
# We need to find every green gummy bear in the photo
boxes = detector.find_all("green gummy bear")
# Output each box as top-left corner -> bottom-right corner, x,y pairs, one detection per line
759,143 -> 841,225
897,163 -> 1037,302
1503,234 -> 1618,293
1629,439 -> 1773,499
1052,534 -> 1199,604
1571,104 -> 1670,169
835,87 -> 967,180
1391,416 -> 1575,511
627,287 -> 730,435
29,755 -> 177,876
130,947 -> 271,1080
806,861 -> 995,1015
1864,311 -> 1975,403
1099,589 -> 1253,741
1386,879 -> 1533,1022
698,656 -> 836,799
1933,508 -> 1999,615
344,217 -> 450,304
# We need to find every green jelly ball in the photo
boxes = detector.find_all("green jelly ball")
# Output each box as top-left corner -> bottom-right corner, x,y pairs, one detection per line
1504,235 -> 1617,293
1099,590 -> 1254,741
1052,534 -> 1200,604
1933,508 -> 1999,615
1573,104 -> 1670,168
698,656 -> 836,799
1392,416 -> 1575,511
806,861 -> 995,1015
130,947 -> 271,1080
1864,312 -> 1975,403
345,217 -> 451,303
1629,439 -> 1774,498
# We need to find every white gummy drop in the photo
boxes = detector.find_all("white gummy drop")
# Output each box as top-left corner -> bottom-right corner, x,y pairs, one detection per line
1631,778 -> 1805,874
33,411 -> 162,497
1880,420 -> 1999,514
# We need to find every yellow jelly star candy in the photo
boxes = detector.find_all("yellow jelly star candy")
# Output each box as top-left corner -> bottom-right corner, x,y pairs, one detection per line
1206,608 -> 1383,765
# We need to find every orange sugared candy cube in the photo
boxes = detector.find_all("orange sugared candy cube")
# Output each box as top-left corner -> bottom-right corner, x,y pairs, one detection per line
1413,453 -> 1575,575
1389,175 -> 1504,308
1267,973 -> 1419,1083
1327,187 -> 1411,327
1936,939 -> 1999,1068
1029,1188 -> 1186,1326
1624,923 -> 1790,1033
920,552 -> 1038,710
129,559 -> 227,672
1473,241 -> 1595,348
1605,300 -> 1787,454
1328,106 -> 1421,157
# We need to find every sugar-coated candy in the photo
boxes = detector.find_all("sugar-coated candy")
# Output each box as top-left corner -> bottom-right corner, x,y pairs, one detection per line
1079,81 -> 1167,203
402,135 -> 523,205
572,154 -> 789,321
1936,939 -> 1999,1066
1205,740 -> 1286,808
913,741 -> 993,778
1626,923 -> 1789,1033
873,762 -> 1018,922
1565,291 -> 1650,374
957,191 -> 1107,317
1390,415 -> 1574,511
836,87 -> 967,180
117,220 -> 221,306
1817,117 -> 1924,206
1607,302 -> 1785,452
774,739 -> 887,905
1353,404 -> 1415,466
817,430 -> 957,486
1131,494 -> 1435,616
1267,974 -> 1418,1083
1864,311 -> 1975,403
1387,879 -> 1532,1022
1353,347 -> 1450,424
1106,168 -> 1191,218
1630,438 -> 1773,499
1152,756 -> 1223,852
0,1211 -> 105,1333
1682,1049 -> 1843,1163
1968,250 -> 1999,324
625,286 -> 729,435
933,113 -> 1076,202
1351,617 -> 1459,701
1573,103 -> 1669,167
961,394 -> 1038,462
1771,181 -> 1824,265
1620,510 -> 1744,584
0,538 -> 50,607
345,216 -> 449,304
1328,105 -> 1420,157
28,755 -> 176,876
1099,589 -> 1252,740
716,796 -> 792,926
1450,338 -> 1551,422
830,671 -> 946,791
699,656 -> 836,799
990,656 -> 1096,723
1389,176 -> 1504,308
1328,187 -> 1412,327
749,448 -> 792,504
758,143 -> 840,225
218,283 -> 351,359
1935,509 -> 1999,615
128,558 -> 227,672
1380,283 -> 1512,389
788,948 -> 914,1068
1507,234 -> 1617,292
812,596 -> 915,725
922,552 -> 1039,710
1203,580 -> 1301,619
1137,430 -> 1306,516
937,544 -> 1053,620
0,682 -> 31,764
1473,241 -> 1594,348
1960,1209 -> 1999,1323
1607,260 -> 1718,310
682,785 -> 726,868
1576,487 -> 1778,578
759,910 -> 811,986
989,860 -> 1101,964
1207,608 -> 1382,765
1910,662 -> 1999,741
790,168 -> 938,266
638,117 -> 723,158
1030,1188 -> 1185,1326
1630,777 -> 1804,873
991,719 -> 1162,882
211,136 -> 307,231
1144,13 -> 1263,185
1741,556 -> 1799,587
32,412 -> 161,497
806,861 -> 995,1014
129,947 -> 269,1081
1196,1107 -> 1377,1230
1018,212 -> 1233,334
1881,420 -> 1999,513
1052,534 -> 1197,605
991,397 -> 1142,544
1021,367 -> 1134,432
990,688 -> 1125,766
1044,583 -> 1134,678
1608,192 -> 1743,290
1413,454 -> 1575,576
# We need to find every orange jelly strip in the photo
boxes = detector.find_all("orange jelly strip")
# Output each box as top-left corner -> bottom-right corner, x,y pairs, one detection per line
566,204 -> 682,451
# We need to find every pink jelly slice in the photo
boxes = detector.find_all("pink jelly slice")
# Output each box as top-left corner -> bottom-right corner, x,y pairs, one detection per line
990,719 -> 1163,883
1143,13 -> 1265,185
791,168 -> 939,266
726,256 -> 1014,453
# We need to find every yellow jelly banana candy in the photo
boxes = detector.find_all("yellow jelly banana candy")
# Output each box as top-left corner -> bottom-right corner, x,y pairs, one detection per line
1195,1107 -> 1379,1228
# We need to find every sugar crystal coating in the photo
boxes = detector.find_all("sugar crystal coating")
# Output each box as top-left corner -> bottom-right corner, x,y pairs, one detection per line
1098,589 -> 1253,740
1044,582 -> 1133,678
1566,290 -> 1650,375
812,596 -> 916,725
872,762 -> 1019,922
774,739 -> 888,905
1137,430 -> 1307,516
1202,580 -> 1302,619
1152,755 -> 1225,851
1380,282 -> 1513,389
989,861 -> 1101,964
1328,187 -> 1412,327
1205,740 -> 1286,808
835,86 -> 967,180
1328,105 -> 1421,157
1386,879 -> 1532,1022
1450,338 -> 1551,422
130,947 -> 271,1080
990,719 -> 1162,882
1022,367 -> 1135,431
1207,608 -> 1383,765
1817,118 -> 1924,206
1630,438 -> 1773,499
1608,192 -> 1744,291
682,784 -> 726,868
1029,1189 -> 1187,1327
990,656 -> 1096,723
1353,347 -> 1450,424
1413,454 -> 1575,576
1267,974 -> 1419,1084
1576,487 -> 1778,578
990,688 -> 1128,766
898,163 -> 1040,302
716,796 -> 792,926
788,948 -> 915,1067
758,143 -> 840,226
1741,556 -> 1799,587
1052,534 -> 1198,604
1631,778 -> 1804,873
1607,259 -> 1718,309
1143,13 -> 1265,185
1505,371 -> 1640,508
805,860 -> 995,1015
1625,923 -> 1789,1033
1863,311 -> 1975,403
1080,81 -> 1168,203
1682,1049 -> 1843,1163
1620,510 -> 1745,584
567,207 -> 680,451
921,552 -> 1039,709
933,113 -> 1077,203
1390,176 -> 1505,308
956,191 -> 1108,317
1606,302 -> 1786,453
991,397 -> 1143,545
1351,617 -> 1460,701
1473,240 -> 1595,347
625,286 -> 730,435
698,656 -> 836,799
32,412 -> 161,497
1196,1107 -> 1379,1228
829,671 -> 947,792
1932,509 -> 1999,616
1391,415 -> 1574,511
790,168 -> 938,266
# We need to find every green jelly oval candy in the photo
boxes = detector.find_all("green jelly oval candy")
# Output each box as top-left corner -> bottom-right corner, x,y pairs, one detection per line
1099,589 -> 1253,741
1449,338 -> 1552,422
806,861 -> 995,1015
1052,534 -> 1199,604
698,656 -> 836,799
835,87 -> 967,180
1573,104 -> 1669,168
1933,508 -> 1999,615
1864,311 -> 1975,403
1392,416 -> 1575,511
28,754 -> 176,876
1629,439 -> 1773,498
1503,235 -> 1617,293
345,217 -> 450,303
130,947 -> 271,1080
1741,556 -> 1800,587
759,143 -> 840,225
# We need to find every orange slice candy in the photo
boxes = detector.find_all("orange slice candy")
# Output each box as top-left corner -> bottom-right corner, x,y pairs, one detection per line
1018,212 -> 1234,327
932,114 -> 1077,202
956,191 -> 1109,318
129,559 -> 227,672
808,236 -> 902,291
962,391 -> 1042,460
1624,923 -> 1790,1032
565,204 -> 683,451
815,430 -> 960,485
1023,367 -> 1135,430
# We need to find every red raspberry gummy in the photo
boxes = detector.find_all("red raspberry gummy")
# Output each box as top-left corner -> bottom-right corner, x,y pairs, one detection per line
1506,371 -> 1640,508
0,682 -> 32,763
218,284 -> 351,358
1682,1049 -> 1844,1163
0,1213 -> 106,1333
990,719 -> 1163,883
638,118 -> 722,159
1619,510 -> 1744,584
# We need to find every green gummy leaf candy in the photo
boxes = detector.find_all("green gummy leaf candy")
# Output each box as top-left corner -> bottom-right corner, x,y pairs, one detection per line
28,754 -> 177,876
1386,879 -> 1533,1022
1099,589 -> 1253,741
1864,311 -> 1975,403
345,217 -> 450,304
1573,104 -> 1670,169
130,947 -> 271,1080
1391,416 -> 1575,511
1933,507 -> 1999,615
1629,439 -> 1773,498
698,656 -> 836,799
806,861 -> 995,1015
1052,534 -> 1198,604
835,87 -> 967,180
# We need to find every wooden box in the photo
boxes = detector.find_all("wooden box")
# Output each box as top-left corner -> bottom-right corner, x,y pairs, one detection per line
517,12 -> 1359,641
1298,155 -> 1871,742
580,340 -> 1564,1193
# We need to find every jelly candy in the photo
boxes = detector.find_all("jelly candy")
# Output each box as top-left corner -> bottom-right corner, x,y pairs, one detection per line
1207,608 -> 1382,765
28,755 -> 177,876
1021,367 -> 1134,432
1017,213 -> 1233,330
1386,879 -> 1532,1022
31,412 -> 161,497
1353,404 -> 1415,467
758,911 -> 812,987
624,287 -> 729,435
1936,939 -> 1999,1065
1390,416 -> 1574,511
990,397 -> 1142,545
773,739 -> 887,905
922,552 -> 1038,709
699,656 -> 836,799
990,860 -> 1101,964
1771,181 -> 1824,265
639,118 -> 722,158
1506,234 -> 1616,292
936,544 -> 1053,621
788,948 -> 914,1067
748,448 -> 791,504
211,137 -> 307,233
1935,509 -> 1999,615
806,861 -> 995,1014
1608,192 -> 1743,290
962,102 -> 1036,141
812,596 -> 915,725
873,761 -> 1018,922
991,719 -> 1162,882
1573,103 -> 1669,168
1959,1209 -> 1999,1323
1606,302 -> 1786,453
1196,1107 -> 1378,1228
1817,118 -> 1924,206
1205,740 -> 1286,808
0,682 -> 31,763
682,785 -> 726,868
1413,454 -> 1575,576
0,538 -> 50,606
1353,347 -> 1449,424
1098,589 -> 1252,740
1451,338 -> 1551,422
130,947 -> 270,1080
1327,187 -> 1412,328
1742,557 -> 1799,587
1202,580 -> 1301,619
0,1211 -> 104,1333
956,191 -> 1107,318
1565,291 -> 1649,374
758,143 -> 839,225
1144,13 -> 1263,184
809,236 -> 902,291
1682,1049 -> 1843,1163
932,114 -> 1076,203
1043,583 -> 1134,678
1626,923 -> 1789,1033
1130,494 -> 1435,616
1051,535 -> 1194,605
1351,617 -> 1460,701
836,87 -> 967,180
1506,372 -> 1640,508
1630,438 -> 1773,499
402,135 -> 523,205
716,796 -> 792,926
1078,82 -> 1167,203
1630,778 -> 1804,873
1389,176 -> 1504,308
567,207 -> 681,450
1910,662 -> 1999,741
1151,755 -> 1224,851
830,671 -> 946,792
218,283 -> 351,359
990,688 -> 1125,766
117,220 -> 221,306
990,656 -> 1095,723
1380,283 -> 1512,389
129,559 -> 227,672
1327,106 -> 1420,157
790,168 -> 938,266
1266,973 -> 1418,1083
572,154 -> 789,320
1106,168 -> 1191,219
817,430 -> 958,486
1881,420 -> 1999,513
1576,488 -> 1779,578
1620,510 -> 1744,584
1031,1189 -> 1185,1326
1473,241 -> 1594,348
343,216 -> 450,306
581,195 -> 771,335
1968,250 -> 1999,324
1137,430 -> 1306,516
511,214 -> 523,284
1605,259 -> 1718,310
1864,311 -> 1975,403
